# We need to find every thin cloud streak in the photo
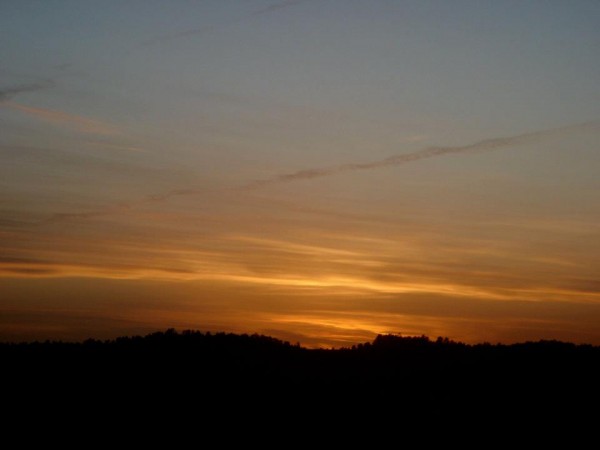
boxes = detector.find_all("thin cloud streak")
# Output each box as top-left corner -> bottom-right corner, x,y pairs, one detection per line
143,121 -> 599,203
247,121 -> 600,188
142,0 -> 313,46
4,101 -> 119,136
250,0 -> 313,16
0,81 -> 54,102
39,120 -> 599,223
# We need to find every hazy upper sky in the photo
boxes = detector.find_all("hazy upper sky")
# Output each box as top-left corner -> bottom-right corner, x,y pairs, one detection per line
1,0 -> 599,346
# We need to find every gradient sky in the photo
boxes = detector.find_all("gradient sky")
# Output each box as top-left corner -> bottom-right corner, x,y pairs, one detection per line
1,0 -> 599,347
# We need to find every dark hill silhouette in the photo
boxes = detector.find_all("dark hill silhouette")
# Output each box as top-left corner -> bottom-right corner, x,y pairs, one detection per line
2,329 -> 598,429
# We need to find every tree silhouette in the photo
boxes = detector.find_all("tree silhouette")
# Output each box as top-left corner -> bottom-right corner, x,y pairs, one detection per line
1,329 -> 598,424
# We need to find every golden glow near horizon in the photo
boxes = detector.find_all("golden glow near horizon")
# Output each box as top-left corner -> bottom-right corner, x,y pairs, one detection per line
1,2 -> 600,346
2,201 -> 599,346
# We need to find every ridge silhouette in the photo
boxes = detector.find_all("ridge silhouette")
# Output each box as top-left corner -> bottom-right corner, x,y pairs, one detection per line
3,329 -> 598,428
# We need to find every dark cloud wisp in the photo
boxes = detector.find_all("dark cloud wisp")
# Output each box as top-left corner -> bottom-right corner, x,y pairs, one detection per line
40,120 -> 599,223
142,0 -> 312,46
0,80 -> 54,102
250,0 -> 313,16
246,121 -> 600,188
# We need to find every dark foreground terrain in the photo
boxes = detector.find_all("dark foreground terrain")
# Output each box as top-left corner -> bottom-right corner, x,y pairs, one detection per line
3,330 -> 599,430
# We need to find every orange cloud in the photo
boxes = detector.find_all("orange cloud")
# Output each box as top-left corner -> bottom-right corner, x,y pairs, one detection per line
2,248 -> 599,306
4,101 -> 118,135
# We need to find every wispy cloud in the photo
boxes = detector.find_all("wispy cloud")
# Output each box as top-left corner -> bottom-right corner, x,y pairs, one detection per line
0,80 -> 54,102
84,138 -> 144,153
247,121 -> 600,188
39,120 -> 599,223
4,101 -> 119,136
147,121 -> 584,201
250,0 -> 313,16
125,120 -> 599,202
41,211 -> 116,224
142,0 -> 313,46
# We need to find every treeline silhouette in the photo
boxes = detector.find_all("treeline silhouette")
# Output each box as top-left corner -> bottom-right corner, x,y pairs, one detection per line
3,330 -> 599,425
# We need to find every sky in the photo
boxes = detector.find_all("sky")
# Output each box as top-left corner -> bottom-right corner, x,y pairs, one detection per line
1,0 -> 599,347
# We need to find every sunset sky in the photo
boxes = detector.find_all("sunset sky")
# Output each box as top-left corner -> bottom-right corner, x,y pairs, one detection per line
1,0 -> 599,347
